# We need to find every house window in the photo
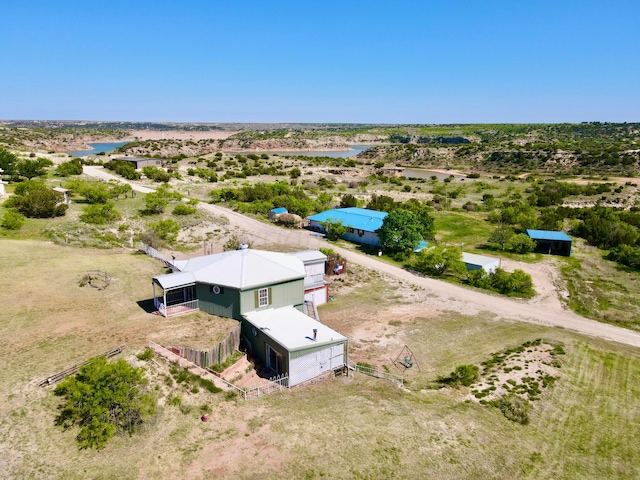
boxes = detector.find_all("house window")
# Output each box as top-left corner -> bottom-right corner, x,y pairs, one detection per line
258,288 -> 269,307
348,228 -> 354,233
358,230 -> 364,236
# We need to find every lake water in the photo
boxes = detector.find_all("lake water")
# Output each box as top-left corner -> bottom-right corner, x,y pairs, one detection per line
67,142 -> 130,157
256,145 -> 374,158
402,168 -> 466,180
68,143 -> 374,158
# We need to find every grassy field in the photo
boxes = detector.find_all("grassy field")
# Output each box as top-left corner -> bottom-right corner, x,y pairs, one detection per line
559,240 -> 640,331
1,240 -> 640,478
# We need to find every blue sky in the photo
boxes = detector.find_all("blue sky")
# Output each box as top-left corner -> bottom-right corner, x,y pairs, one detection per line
1,1 -> 639,123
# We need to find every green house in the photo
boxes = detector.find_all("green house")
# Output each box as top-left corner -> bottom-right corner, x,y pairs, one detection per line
151,247 -> 348,386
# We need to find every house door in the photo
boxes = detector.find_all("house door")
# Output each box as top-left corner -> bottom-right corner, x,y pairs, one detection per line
266,344 -> 283,375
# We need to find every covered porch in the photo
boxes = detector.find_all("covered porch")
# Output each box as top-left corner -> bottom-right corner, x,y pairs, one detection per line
152,271 -> 200,318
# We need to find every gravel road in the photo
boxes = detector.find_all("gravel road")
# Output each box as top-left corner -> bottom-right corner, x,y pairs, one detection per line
84,166 -> 640,348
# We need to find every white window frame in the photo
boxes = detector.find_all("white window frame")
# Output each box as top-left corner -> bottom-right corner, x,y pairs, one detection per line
258,287 -> 269,307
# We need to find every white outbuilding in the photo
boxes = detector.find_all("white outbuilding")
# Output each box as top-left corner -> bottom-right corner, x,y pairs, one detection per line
462,252 -> 501,274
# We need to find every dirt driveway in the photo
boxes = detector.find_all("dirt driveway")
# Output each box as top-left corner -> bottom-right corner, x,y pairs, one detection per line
84,167 -> 640,348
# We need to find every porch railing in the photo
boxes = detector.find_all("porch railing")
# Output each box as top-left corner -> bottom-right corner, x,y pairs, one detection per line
158,299 -> 199,318
244,374 -> 289,399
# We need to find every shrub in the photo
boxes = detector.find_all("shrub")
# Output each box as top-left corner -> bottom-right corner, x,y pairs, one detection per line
439,364 -> 479,387
136,348 -> 154,361
491,394 -> 531,425
10,188 -> 68,218
142,166 -> 171,183
148,219 -> 180,243
57,159 -> 83,176
105,160 -> 141,180
54,357 -> 156,449
80,201 -> 121,224
1,209 -> 26,230
506,234 -> 537,254
172,203 -> 197,215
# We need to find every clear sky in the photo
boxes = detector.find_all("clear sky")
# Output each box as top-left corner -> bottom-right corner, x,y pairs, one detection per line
1,1 -> 639,123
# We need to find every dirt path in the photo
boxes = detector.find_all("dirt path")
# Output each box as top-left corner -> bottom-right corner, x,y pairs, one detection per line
84,167 -> 640,349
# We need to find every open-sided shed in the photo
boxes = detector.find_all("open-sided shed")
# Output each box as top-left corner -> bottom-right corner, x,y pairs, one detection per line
526,229 -> 572,256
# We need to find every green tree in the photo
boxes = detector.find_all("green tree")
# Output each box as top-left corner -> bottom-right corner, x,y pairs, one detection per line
80,182 -> 111,204
414,244 -> 466,277
9,188 -> 67,218
0,148 -> 18,177
376,209 -> 423,254
316,192 -> 333,209
506,234 -> 537,254
488,225 -> 514,250
144,192 -> 169,214
322,218 -> 348,241
339,194 -> 358,208
54,357 -> 156,450
366,194 -> 396,212
17,157 -> 53,179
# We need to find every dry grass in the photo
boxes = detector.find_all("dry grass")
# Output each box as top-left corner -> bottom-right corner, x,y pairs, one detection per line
1,240 -> 640,479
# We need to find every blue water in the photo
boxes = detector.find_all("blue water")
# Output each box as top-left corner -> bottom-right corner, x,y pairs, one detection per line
260,145 -> 374,158
67,142 -> 130,157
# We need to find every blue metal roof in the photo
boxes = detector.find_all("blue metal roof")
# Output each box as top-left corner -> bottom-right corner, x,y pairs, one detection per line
526,229 -> 572,242
271,207 -> 288,214
413,240 -> 429,252
307,208 -> 388,232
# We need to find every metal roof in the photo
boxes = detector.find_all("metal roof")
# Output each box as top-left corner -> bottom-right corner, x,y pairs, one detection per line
153,271 -> 196,289
462,252 -> 501,267
243,306 -> 347,352
155,249 -> 305,290
289,250 -> 327,263
526,229 -> 572,242
270,207 -> 288,214
307,207 -> 387,232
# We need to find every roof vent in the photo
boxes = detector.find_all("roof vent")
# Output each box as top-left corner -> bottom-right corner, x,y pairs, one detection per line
238,243 -> 249,250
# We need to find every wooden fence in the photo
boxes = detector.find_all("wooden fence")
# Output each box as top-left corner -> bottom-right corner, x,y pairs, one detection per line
38,345 -> 124,387
167,324 -> 241,368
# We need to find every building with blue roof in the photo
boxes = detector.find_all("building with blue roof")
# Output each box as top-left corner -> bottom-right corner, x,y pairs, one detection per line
268,207 -> 288,220
307,207 -> 388,247
526,229 -> 572,256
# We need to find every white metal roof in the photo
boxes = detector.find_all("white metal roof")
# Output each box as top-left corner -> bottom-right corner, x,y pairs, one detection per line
156,249 -> 305,290
243,306 -> 347,352
153,271 -> 196,289
288,250 -> 327,263
462,252 -> 500,267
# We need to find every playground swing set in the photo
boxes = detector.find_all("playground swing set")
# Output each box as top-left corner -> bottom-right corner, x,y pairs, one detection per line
392,345 -> 421,372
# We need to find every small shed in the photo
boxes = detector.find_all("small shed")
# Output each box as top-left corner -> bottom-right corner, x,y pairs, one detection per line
526,229 -> 572,256
52,187 -> 71,204
268,207 -> 288,220
114,157 -> 163,169
462,252 -> 501,274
